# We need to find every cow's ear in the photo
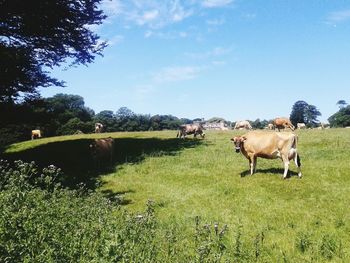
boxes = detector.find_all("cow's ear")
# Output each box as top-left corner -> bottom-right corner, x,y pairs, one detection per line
242,136 -> 247,141
230,137 -> 236,142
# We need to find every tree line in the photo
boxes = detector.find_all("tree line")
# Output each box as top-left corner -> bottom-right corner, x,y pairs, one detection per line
0,94 -> 195,147
1,92 -> 348,148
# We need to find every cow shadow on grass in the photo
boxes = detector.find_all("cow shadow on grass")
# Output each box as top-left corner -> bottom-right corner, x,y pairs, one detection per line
240,168 -> 299,178
2,137 -> 204,192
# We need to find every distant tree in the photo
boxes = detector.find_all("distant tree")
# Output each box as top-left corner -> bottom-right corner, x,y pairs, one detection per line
251,119 -> 269,129
290,101 -> 309,125
290,100 -> 321,127
116,107 -> 135,120
180,118 -> 193,124
56,117 -> 93,135
150,115 -> 181,130
45,94 -> 94,123
0,0 -> 106,103
328,105 -> 350,127
304,105 -> 321,127
336,100 -> 347,109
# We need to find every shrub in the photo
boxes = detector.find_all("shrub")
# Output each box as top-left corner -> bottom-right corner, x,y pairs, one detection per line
0,160 -> 116,263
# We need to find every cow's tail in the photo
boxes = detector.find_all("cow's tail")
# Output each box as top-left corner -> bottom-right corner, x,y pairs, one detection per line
289,135 -> 299,161
296,153 -> 301,167
290,134 -> 302,177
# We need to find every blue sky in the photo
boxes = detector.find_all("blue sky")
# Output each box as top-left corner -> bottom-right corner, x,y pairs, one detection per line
41,0 -> 350,122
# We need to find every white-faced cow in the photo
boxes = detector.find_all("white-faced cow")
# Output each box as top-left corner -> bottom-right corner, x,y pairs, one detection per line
273,117 -> 295,131
177,124 -> 205,139
297,123 -> 306,129
95,123 -> 104,133
231,131 -> 302,179
89,137 -> 114,168
234,120 -> 252,130
31,130 -> 42,140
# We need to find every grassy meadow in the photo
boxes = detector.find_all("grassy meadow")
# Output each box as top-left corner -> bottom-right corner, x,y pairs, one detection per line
2,128 -> 350,261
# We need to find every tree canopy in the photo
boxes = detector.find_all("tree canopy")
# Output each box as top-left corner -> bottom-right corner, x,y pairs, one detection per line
328,105 -> 350,127
290,100 -> 321,127
336,100 -> 347,109
0,0 -> 106,103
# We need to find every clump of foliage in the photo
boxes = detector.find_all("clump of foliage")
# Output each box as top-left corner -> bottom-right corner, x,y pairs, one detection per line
290,100 -> 321,127
0,160 -> 117,262
328,105 -> 350,127
0,0 -> 106,103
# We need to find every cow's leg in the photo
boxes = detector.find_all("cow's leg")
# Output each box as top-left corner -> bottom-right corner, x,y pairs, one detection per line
282,156 -> 289,179
253,156 -> 257,173
248,158 -> 253,175
249,155 -> 256,175
294,153 -> 302,178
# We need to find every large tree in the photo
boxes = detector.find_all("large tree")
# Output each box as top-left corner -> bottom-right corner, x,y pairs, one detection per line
0,0 -> 106,103
328,105 -> 350,127
290,100 -> 321,127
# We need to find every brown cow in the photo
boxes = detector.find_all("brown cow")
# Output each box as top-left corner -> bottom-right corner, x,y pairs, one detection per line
31,130 -> 42,140
273,117 -> 295,131
89,137 -> 114,168
231,131 -> 302,179
177,124 -> 205,139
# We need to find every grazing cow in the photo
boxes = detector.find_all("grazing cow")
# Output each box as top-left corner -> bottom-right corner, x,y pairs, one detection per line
297,123 -> 306,129
74,130 -> 84,135
234,120 -> 252,130
273,117 -> 295,131
31,130 -> 42,140
177,124 -> 205,139
95,123 -> 104,133
320,123 -> 330,129
89,137 -> 114,168
231,131 -> 302,179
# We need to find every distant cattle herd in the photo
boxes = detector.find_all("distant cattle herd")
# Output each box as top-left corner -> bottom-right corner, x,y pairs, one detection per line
28,117 -> 337,179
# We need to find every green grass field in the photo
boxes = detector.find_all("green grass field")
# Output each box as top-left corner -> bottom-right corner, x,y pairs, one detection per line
3,129 -> 350,261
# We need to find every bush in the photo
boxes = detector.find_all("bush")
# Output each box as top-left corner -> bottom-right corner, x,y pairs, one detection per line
0,160 -> 116,262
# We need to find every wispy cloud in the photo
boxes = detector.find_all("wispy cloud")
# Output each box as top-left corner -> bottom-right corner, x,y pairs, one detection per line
101,0 -> 233,30
144,30 -> 188,39
153,66 -> 202,83
327,10 -> 350,24
185,46 -> 232,59
206,18 -> 225,26
202,0 -> 233,8
103,0 -> 193,29
107,35 -> 124,46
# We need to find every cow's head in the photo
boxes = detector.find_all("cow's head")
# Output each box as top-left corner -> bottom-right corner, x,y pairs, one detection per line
230,136 -> 246,153
285,122 -> 295,131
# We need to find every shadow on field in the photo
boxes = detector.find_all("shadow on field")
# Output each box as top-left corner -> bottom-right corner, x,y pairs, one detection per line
240,168 -> 299,178
2,137 -> 203,190
100,189 -> 134,205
